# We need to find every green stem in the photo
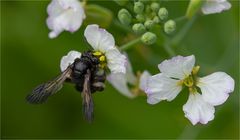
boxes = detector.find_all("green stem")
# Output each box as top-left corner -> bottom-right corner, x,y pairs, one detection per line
113,19 -> 132,33
120,37 -> 141,51
174,16 -> 187,22
163,41 -> 176,57
171,15 -> 198,47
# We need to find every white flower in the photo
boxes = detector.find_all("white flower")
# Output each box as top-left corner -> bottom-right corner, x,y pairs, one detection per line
46,0 -> 86,39
202,0 -> 231,15
107,55 -> 151,98
60,24 -> 126,76
60,50 -> 81,71
84,24 -> 127,74
145,55 -> 234,125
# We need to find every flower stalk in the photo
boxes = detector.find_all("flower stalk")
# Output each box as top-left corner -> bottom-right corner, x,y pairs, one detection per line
120,37 -> 141,51
171,15 -> 198,47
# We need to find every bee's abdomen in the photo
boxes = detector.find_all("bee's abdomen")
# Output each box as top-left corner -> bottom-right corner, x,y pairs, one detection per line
90,68 -> 106,93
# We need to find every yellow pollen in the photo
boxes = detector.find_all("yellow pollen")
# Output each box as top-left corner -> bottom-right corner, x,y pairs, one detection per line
192,66 -> 200,75
99,56 -> 106,62
93,51 -> 107,69
183,76 -> 194,87
93,51 -> 102,56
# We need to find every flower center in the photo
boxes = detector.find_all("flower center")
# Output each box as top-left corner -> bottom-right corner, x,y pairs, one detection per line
179,66 -> 200,93
93,51 -> 107,69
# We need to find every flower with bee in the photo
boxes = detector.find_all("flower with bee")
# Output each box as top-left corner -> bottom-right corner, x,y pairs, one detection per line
26,24 -> 126,122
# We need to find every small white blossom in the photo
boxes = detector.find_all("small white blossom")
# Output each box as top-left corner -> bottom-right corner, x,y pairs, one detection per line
47,0 -> 86,39
202,0 -> 231,15
84,24 -> 127,74
107,56 -> 151,98
60,24 -> 127,76
145,55 -> 234,125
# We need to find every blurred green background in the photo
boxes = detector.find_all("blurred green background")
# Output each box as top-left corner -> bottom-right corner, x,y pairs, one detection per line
1,0 -> 239,139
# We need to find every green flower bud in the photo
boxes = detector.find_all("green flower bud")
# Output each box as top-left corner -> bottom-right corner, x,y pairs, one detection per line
136,14 -> 145,23
153,16 -> 160,24
134,2 -> 144,14
132,23 -> 146,34
113,0 -> 128,6
158,7 -> 168,21
144,20 -> 154,29
118,9 -> 132,25
164,20 -> 176,34
141,32 -> 157,45
151,2 -> 160,12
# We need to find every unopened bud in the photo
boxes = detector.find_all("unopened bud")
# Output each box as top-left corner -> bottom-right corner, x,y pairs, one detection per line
136,14 -> 145,23
158,7 -> 168,21
151,2 -> 160,12
144,20 -> 154,29
118,9 -> 132,25
134,2 -> 144,14
153,16 -> 160,24
164,20 -> 176,34
141,32 -> 157,45
132,23 -> 146,34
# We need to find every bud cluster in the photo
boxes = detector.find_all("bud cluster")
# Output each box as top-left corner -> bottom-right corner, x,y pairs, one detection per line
117,0 -> 176,45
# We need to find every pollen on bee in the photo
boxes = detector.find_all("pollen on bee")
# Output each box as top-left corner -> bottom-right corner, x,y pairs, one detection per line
99,56 -> 106,62
93,51 -> 102,56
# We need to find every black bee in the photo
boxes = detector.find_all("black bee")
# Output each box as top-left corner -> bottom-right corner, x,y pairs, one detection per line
26,51 -> 106,122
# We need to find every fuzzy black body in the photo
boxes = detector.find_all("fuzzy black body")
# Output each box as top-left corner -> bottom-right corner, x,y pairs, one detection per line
26,51 -> 106,122
26,51 -> 106,103
73,51 -> 106,93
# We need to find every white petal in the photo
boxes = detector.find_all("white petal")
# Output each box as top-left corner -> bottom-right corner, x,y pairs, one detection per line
107,73 -> 136,98
60,50 -> 81,71
46,0 -> 85,39
84,24 -> 115,52
183,93 -> 215,125
197,72 -> 234,106
145,73 -> 182,105
158,55 -> 195,79
125,53 -> 137,85
139,70 -> 151,91
202,0 -> 231,15
105,48 -> 127,74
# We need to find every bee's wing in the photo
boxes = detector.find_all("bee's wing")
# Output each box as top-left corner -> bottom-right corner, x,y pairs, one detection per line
26,66 -> 73,104
82,69 -> 94,122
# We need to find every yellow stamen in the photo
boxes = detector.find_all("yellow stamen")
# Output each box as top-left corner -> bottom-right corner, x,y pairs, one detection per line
93,51 -> 102,56
183,76 -> 194,87
192,65 -> 200,75
99,56 -> 106,62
